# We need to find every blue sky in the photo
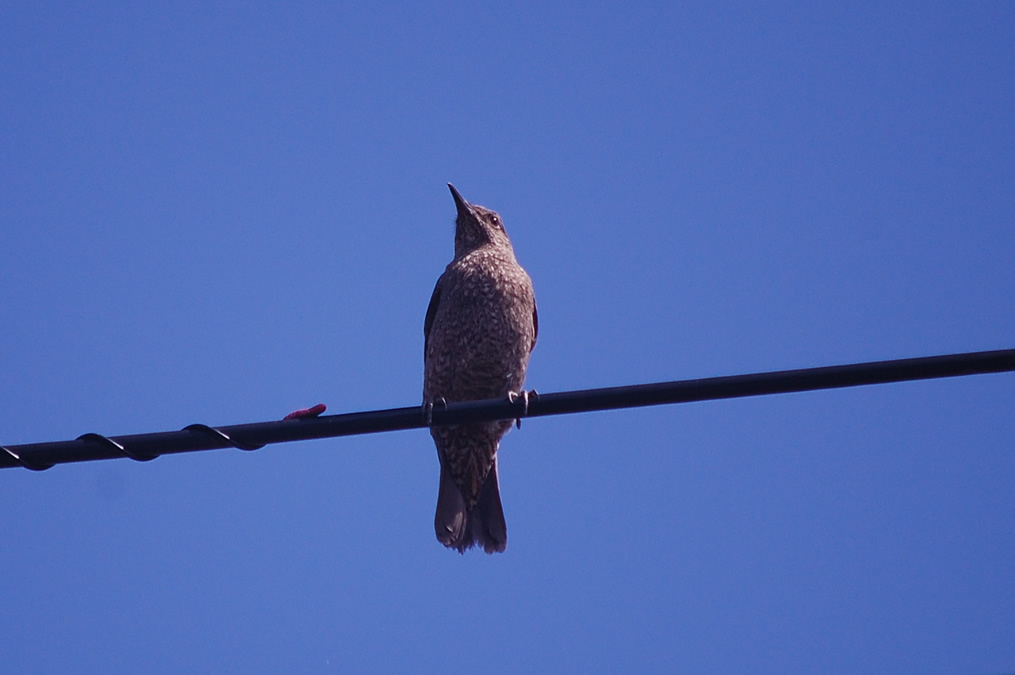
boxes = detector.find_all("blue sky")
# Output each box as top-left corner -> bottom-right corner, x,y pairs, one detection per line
2,2 -> 1013,672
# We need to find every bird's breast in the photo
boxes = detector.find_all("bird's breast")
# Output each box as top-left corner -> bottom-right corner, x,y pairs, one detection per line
423,253 -> 535,403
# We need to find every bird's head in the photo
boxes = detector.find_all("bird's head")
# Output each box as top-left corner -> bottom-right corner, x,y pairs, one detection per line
449,184 -> 513,259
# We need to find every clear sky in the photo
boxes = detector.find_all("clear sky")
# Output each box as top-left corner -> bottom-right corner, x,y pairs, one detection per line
2,2 -> 1013,673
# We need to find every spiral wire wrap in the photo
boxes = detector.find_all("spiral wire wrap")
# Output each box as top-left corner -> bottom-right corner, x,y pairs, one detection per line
183,424 -> 266,452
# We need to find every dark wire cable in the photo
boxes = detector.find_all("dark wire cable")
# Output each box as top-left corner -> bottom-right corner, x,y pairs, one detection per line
2,347 -> 1013,471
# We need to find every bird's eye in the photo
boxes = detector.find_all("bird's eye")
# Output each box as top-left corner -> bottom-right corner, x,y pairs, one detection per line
490,215 -> 501,228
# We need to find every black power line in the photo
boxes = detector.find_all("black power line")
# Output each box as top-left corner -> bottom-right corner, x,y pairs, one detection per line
2,347 -> 1013,471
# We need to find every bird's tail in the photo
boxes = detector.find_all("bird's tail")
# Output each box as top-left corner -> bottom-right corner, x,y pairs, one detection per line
435,457 -> 507,554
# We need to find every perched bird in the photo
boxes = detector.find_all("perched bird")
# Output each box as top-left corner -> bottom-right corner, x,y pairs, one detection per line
423,184 -> 538,554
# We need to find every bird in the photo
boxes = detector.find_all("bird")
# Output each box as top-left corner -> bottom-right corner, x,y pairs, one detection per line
423,184 -> 538,554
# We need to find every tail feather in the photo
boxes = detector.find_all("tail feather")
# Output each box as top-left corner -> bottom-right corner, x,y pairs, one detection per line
435,460 -> 468,549
474,458 -> 506,553
434,457 -> 507,554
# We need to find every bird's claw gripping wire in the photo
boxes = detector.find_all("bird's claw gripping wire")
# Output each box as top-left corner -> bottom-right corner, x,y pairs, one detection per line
423,397 -> 448,426
508,389 -> 537,429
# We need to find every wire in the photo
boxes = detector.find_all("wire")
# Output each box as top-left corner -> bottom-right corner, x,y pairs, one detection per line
2,347 -> 1013,471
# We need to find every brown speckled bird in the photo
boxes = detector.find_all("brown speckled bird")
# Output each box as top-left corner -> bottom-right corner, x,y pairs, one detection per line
423,184 -> 538,554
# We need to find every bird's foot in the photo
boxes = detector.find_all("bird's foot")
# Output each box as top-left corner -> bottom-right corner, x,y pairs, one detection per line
283,403 -> 327,421
508,389 -> 537,429
423,397 -> 448,426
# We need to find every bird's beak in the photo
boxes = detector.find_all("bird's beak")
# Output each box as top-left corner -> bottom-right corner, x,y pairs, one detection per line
448,183 -> 474,219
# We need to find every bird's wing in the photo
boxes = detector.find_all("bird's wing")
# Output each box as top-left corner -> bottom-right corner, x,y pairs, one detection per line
531,303 -> 539,352
423,276 -> 442,360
